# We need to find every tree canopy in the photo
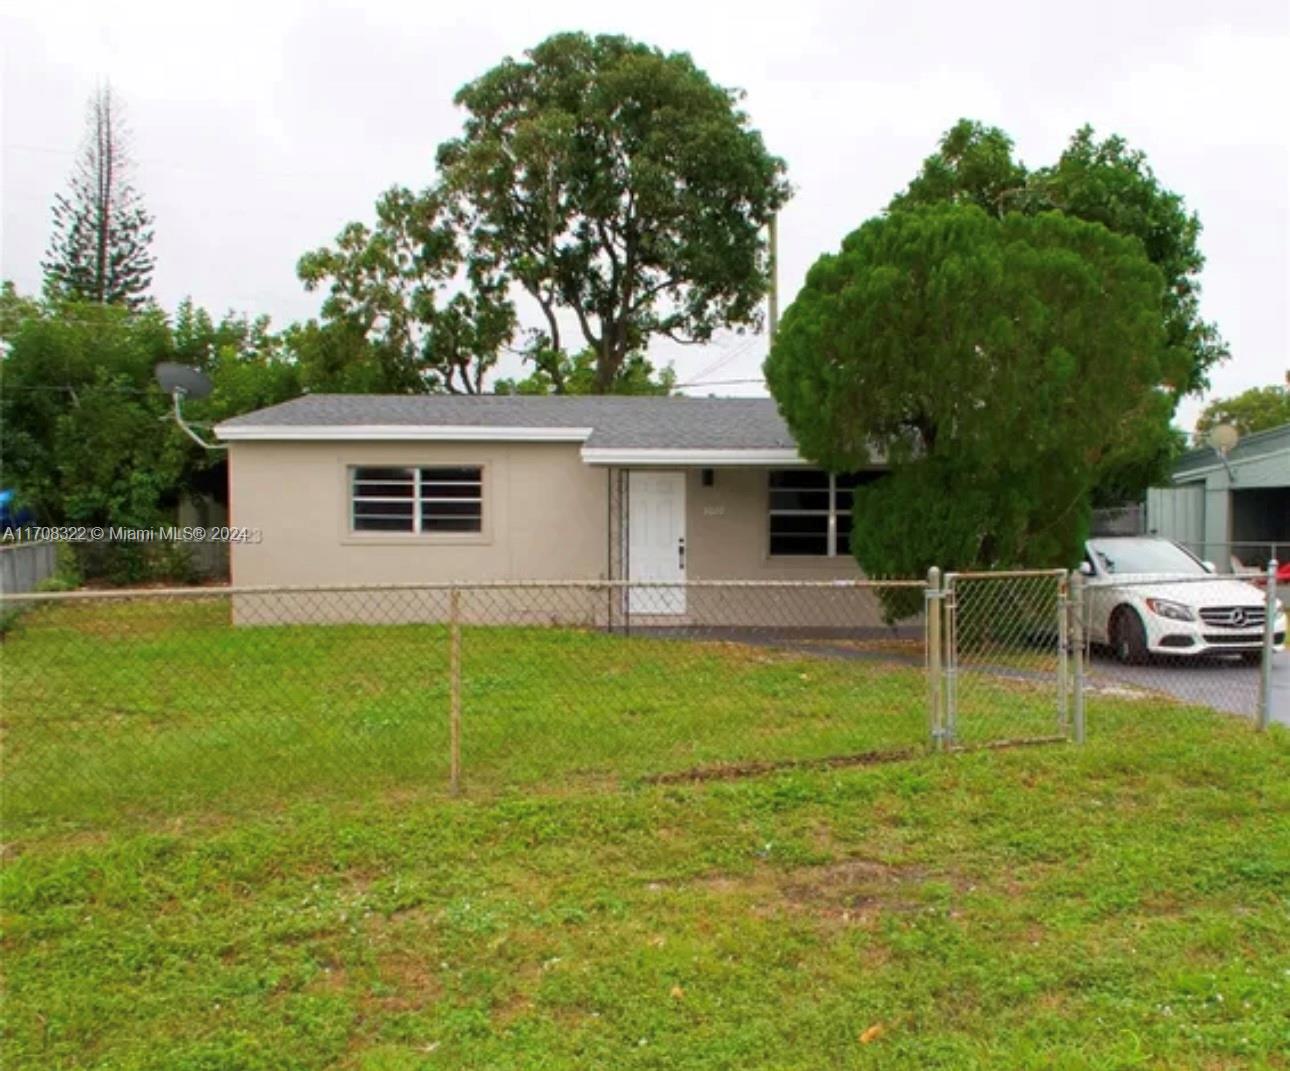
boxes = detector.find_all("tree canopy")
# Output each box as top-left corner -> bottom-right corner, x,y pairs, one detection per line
1194,382 -> 1290,443
494,348 -> 675,395
42,86 -> 155,309
893,120 -> 1225,401
297,187 -> 515,394
765,203 -> 1166,582
0,291 -> 300,581
432,31 -> 789,393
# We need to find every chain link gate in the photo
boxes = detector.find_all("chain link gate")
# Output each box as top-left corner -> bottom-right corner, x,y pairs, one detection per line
928,569 -> 1075,748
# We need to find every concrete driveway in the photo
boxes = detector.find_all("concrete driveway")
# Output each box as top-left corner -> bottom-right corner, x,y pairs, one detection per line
653,627 -> 1290,727
1087,647 -> 1289,724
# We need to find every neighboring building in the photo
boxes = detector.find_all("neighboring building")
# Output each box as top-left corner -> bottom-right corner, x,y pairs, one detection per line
1146,423 -> 1290,571
213,395 -> 889,626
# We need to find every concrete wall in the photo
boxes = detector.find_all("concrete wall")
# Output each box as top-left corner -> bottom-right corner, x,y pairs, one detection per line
226,444 -> 902,628
679,466 -> 894,628
228,440 -> 610,587
684,467 -> 862,582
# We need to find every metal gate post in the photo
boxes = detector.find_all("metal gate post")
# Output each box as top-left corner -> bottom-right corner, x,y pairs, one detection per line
1257,559 -> 1278,732
1057,572 -> 1070,735
1070,571 -> 1086,745
943,575 -> 958,746
449,587 -> 463,794
926,566 -> 944,750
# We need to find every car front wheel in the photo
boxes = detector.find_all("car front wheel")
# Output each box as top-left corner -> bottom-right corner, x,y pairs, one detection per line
1111,607 -> 1149,665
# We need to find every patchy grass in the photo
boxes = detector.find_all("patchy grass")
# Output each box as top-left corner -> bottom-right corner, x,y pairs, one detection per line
3,597 -> 1286,1067
2,707 -> 1287,1069
0,597 -> 1056,829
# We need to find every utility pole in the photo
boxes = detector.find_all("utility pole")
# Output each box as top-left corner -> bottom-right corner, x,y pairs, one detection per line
767,213 -> 779,341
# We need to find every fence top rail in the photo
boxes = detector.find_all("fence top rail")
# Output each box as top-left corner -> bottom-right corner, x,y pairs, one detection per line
0,576 -> 927,604
944,569 -> 1069,582
1182,540 -> 1288,548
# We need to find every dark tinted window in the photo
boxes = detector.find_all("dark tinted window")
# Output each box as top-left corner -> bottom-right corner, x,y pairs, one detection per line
351,466 -> 483,534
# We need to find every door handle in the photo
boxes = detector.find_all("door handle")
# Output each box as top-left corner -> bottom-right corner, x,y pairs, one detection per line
678,537 -> 686,571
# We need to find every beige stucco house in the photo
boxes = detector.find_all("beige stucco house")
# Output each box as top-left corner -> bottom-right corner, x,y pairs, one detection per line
214,395 -> 889,627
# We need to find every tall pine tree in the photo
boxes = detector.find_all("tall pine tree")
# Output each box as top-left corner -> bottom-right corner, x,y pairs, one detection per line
42,86 -> 155,309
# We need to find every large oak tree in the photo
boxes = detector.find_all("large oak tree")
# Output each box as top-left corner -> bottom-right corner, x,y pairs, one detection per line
435,32 -> 790,393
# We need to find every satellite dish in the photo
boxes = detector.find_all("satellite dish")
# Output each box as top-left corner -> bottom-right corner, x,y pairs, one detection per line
153,363 -> 225,451
1207,423 -> 1239,455
1205,422 -> 1239,484
155,362 -> 214,399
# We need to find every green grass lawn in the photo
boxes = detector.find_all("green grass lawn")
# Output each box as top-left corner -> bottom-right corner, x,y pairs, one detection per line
2,707 -> 1287,1069
2,599 -> 1287,1068
1,598 -> 1059,828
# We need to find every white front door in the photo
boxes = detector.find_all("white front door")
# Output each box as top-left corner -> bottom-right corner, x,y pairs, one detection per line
628,471 -> 686,614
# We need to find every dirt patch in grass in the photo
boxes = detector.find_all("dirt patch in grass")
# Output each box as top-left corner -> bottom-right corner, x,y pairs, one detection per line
367,952 -> 442,1013
800,637 -> 923,657
776,857 -> 934,921
671,856 -> 937,926
644,746 -> 918,784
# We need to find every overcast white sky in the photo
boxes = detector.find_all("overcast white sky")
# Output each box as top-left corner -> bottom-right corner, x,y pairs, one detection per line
3,0 -> 1287,430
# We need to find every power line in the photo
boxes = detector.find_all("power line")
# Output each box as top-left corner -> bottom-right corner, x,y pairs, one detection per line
685,334 -> 765,385
674,377 -> 766,389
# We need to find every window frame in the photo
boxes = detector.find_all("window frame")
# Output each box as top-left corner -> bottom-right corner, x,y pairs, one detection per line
347,464 -> 485,539
767,470 -> 855,559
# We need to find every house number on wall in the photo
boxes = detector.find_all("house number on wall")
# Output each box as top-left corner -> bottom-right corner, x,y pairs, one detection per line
703,505 -> 725,516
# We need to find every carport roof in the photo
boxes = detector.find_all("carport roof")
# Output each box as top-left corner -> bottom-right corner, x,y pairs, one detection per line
214,394 -> 806,461
1173,422 -> 1290,479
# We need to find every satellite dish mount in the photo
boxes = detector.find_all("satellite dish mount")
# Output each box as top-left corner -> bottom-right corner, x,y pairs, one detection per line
154,363 -> 226,451
1206,423 -> 1239,482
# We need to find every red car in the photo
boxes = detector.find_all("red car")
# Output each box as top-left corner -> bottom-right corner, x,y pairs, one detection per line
1247,560 -> 1290,590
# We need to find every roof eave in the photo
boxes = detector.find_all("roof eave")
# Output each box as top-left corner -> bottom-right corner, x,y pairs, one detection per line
1171,443 -> 1290,480
214,424 -> 595,443
580,447 -> 808,466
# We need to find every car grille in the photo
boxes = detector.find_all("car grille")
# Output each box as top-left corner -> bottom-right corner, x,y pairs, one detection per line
1198,606 -> 1265,629
1202,633 -> 1264,646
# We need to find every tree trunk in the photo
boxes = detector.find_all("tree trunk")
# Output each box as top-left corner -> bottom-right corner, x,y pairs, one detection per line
94,92 -> 114,305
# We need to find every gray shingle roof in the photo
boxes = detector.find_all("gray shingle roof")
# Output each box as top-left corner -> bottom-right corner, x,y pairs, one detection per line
216,394 -> 798,450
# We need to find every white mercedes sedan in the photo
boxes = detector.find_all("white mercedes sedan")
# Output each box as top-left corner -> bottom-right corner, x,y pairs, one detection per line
1081,536 -> 1286,664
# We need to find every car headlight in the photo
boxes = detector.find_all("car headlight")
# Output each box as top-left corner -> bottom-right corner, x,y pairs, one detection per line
1145,598 -> 1195,622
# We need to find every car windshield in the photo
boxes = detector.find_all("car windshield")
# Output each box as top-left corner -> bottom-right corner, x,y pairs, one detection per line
1089,539 -> 1205,576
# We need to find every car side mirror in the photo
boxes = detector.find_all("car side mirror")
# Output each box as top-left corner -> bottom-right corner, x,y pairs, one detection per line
1078,561 -> 1094,577
1202,560 -> 1216,574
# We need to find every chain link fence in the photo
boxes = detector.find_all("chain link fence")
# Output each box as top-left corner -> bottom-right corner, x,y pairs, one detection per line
2,580 -> 935,825
1071,566 -> 1285,725
3,567 -> 1281,829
